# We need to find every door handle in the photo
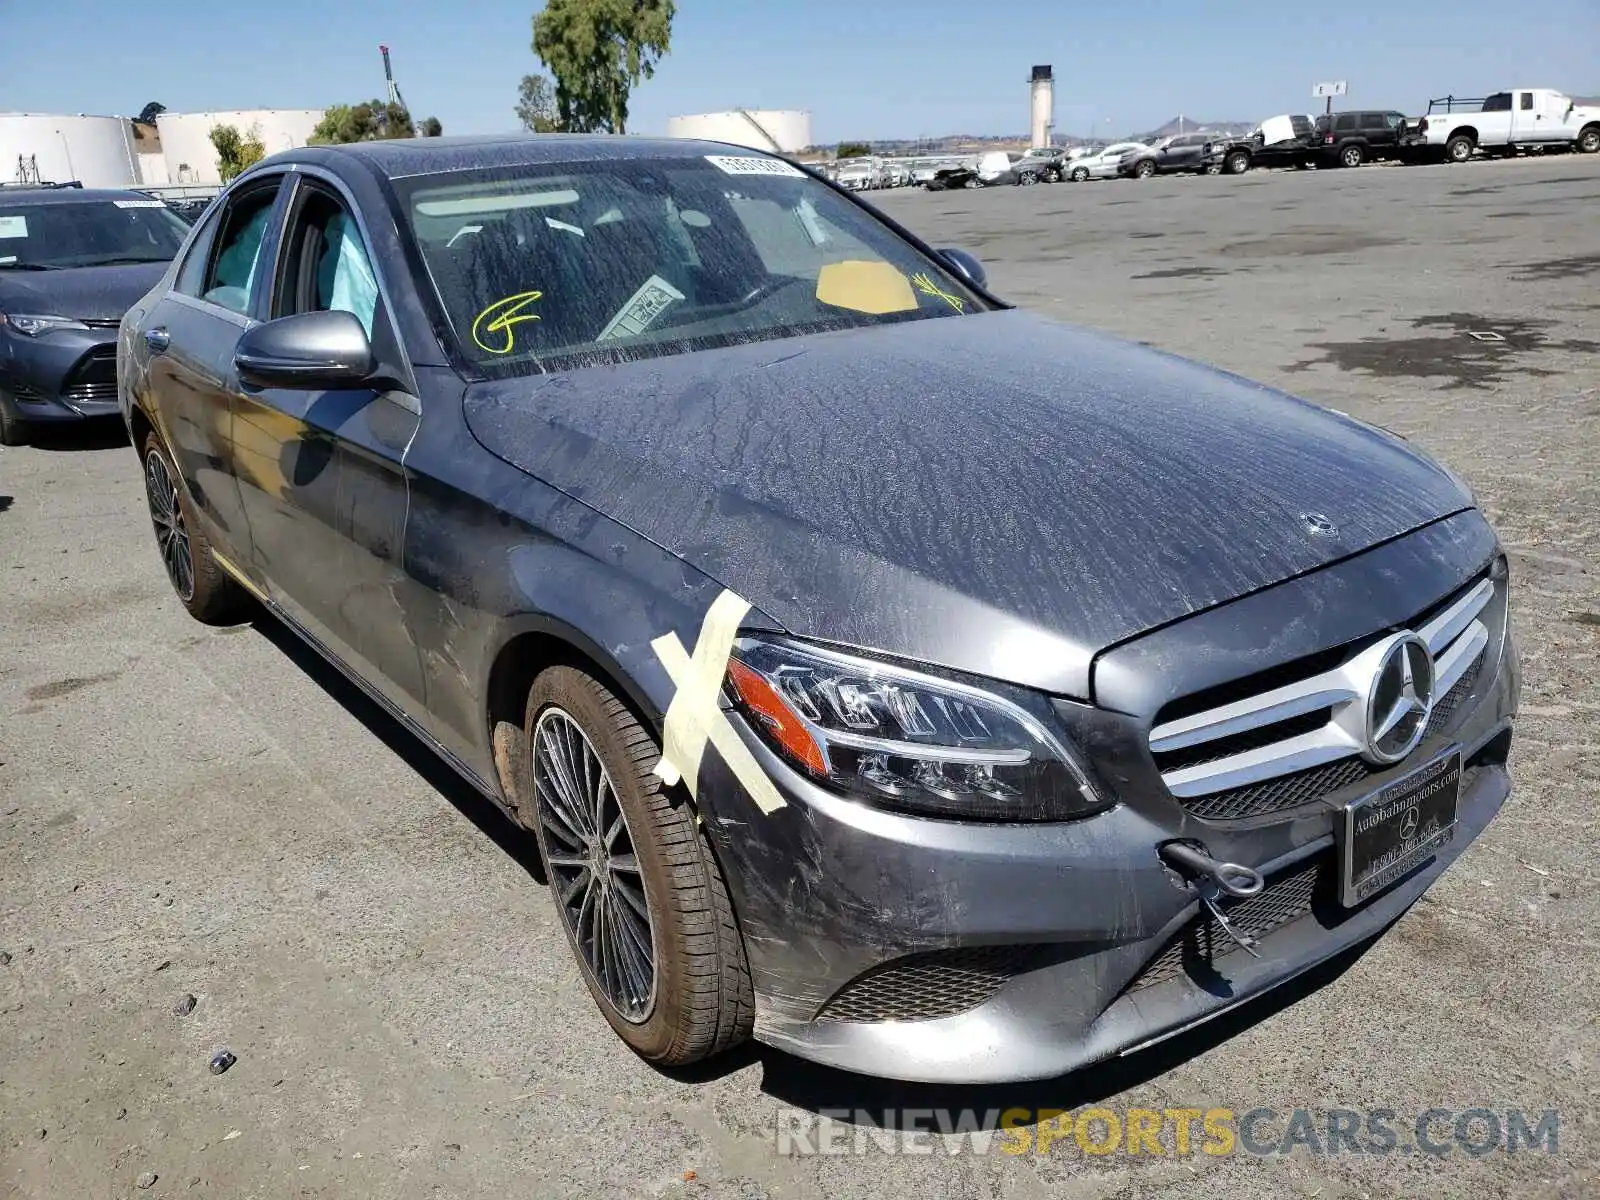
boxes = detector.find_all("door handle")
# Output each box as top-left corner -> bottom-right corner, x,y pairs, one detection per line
144,328 -> 171,354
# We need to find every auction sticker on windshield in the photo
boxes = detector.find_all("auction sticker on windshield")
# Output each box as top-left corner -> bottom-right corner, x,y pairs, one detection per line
705,155 -> 806,178
0,216 -> 28,239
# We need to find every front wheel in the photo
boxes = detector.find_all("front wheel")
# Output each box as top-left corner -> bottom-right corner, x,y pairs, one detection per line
1445,135 -> 1475,163
1225,151 -> 1251,174
141,431 -> 243,624
1070,167 -> 1089,182
525,665 -> 754,1067
0,394 -> 27,447
1134,159 -> 1156,179
1577,126 -> 1600,154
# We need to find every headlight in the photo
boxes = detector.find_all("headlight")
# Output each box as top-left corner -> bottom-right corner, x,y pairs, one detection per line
724,637 -> 1108,821
1,313 -> 90,337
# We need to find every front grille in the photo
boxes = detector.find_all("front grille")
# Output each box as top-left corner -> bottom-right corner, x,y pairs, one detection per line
816,946 -> 1039,1023
1184,758 -> 1374,821
1149,576 -> 1494,818
1181,657 -> 1486,822
1130,856 -> 1326,992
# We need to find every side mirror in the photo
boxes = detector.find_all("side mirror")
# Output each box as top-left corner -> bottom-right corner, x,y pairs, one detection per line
937,247 -> 988,291
234,309 -> 376,390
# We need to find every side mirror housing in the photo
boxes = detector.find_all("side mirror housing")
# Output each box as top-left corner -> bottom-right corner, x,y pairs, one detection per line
234,310 -> 376,390
937,247 -> 988,291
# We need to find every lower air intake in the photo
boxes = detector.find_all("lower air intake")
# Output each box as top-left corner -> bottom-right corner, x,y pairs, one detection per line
1130,857 -> 1326,992
816,946 -> 1039,1023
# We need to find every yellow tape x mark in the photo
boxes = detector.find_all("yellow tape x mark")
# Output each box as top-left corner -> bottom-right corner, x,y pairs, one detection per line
651,589 -> 787,815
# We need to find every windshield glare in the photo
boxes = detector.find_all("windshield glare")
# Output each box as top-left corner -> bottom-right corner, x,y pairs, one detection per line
399,156 -> 985,374
0,200 -> 189,269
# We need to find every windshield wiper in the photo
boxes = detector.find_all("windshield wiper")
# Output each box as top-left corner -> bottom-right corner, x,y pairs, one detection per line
0,262 -> 60,270
83,256 -> 170,267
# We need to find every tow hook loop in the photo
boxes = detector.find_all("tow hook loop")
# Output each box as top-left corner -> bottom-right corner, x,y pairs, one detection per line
1159,841 -> 1268,958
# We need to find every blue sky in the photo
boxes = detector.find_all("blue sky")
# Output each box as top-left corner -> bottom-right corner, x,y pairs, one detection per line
6,0 -> 1597,142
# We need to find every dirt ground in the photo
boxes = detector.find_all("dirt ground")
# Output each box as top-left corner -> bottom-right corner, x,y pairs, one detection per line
2,154 -> 1597,1199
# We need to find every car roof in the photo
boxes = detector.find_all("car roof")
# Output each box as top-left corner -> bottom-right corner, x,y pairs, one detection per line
263,133 -> 771,181
0,185 -> 159,205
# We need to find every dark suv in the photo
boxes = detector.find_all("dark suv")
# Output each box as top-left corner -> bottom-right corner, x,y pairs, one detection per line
1118,133 -> 1218,178
0,184 -> 189,444
1314,110 -> 1409,167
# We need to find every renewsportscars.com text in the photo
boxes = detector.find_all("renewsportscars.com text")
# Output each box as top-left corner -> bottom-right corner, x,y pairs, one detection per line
777,1106 -> 1560,1158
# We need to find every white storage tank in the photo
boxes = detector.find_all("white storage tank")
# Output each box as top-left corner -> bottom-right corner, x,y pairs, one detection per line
666,110 -> 813,155
0,112 -> 140,188
155,109 -> 323,185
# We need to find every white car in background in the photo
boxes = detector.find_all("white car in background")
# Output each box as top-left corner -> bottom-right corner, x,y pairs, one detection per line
1065,142 -> 1150,181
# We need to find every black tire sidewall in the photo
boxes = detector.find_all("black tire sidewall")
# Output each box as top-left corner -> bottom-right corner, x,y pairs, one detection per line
523,666 -> 721,1062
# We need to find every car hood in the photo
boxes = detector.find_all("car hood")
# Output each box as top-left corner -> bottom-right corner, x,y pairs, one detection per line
0,262 -> 167,322
462,310 -> 1470,698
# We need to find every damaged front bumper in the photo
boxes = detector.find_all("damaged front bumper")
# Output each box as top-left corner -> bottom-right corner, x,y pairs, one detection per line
696,519 -> 1519,1084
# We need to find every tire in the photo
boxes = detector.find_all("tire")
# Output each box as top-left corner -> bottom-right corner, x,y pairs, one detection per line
1203,161 -> 1222,175
141,431 -> 243,624
1017,171 -> 1039,186
0,394 -> 27,447
1134,159 -> 1156,179
524,665 -> 754,1067
1340,144 -> 1365,168
1225,151 -> 1251,175
1446,135 -> 1475,163
1070,167 -> 1089,182
1578,126 -> 1600,155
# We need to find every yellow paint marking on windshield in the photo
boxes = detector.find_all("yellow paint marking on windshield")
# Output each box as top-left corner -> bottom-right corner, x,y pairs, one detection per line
814,260 -> 917,315
911,272 -> 965,313
472,290 -> 544,354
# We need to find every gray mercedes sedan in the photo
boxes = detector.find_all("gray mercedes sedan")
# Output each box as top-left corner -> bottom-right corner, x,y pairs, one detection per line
118,136 -> 1519,1084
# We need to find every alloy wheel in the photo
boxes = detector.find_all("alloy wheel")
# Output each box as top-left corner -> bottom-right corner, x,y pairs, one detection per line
533,707 -> 657,1023
144,450 -> 194,602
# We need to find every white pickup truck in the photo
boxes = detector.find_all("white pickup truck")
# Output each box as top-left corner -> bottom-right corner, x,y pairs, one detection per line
1402,88 -> 1600,161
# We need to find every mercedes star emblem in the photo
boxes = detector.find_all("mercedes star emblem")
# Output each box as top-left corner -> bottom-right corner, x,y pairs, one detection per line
1300,512 -> 1338,537
1364,633 -> 1436,765
1400,807 -> 1420,839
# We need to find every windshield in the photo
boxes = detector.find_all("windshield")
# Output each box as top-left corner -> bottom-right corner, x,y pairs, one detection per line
0,199 -> 189,269
397,155 -> 985,375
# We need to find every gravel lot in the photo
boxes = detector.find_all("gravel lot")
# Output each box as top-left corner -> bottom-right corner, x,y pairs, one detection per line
2,155 -> 1597,1199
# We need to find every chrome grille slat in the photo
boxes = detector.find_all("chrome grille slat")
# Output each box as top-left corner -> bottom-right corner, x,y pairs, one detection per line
1151,578 -> 1494,804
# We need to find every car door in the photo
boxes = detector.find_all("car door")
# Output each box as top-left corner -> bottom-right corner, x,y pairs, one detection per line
139,175 -> 289,562
238,172 -> 427,709
1512,91 -> 1549,143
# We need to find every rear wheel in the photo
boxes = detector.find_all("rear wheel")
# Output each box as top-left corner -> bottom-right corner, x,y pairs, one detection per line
141,432 -> 243,624
1134,159 -> 1156,179
1340,143 -> 1365,168
1018,171 -> 1039,186
1445,134 -> 1475,163
1203,160 -> 1222,175
1578,126 -> 1600,154
525,665 -> 754,1067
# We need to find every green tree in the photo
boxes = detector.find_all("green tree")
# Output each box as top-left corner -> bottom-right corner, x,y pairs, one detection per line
516,73 -> 561,132
209,123 -> 266,181
309,100 -> 440,144
836,142 -> 872,159
531,0 -> 675,134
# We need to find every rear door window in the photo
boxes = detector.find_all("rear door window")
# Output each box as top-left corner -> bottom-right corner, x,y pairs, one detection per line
197,182 -> 282,315
1519,92 -> 1534,111
1335,114 -> 1358,132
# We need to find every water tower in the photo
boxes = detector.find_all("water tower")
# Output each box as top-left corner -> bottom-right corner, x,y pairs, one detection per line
1029,65 -> 1055,149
